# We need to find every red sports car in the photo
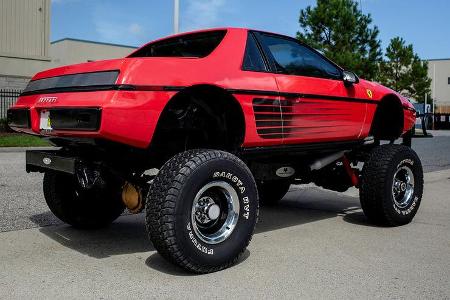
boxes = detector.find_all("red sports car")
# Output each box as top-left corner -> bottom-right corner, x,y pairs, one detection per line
8,28 -> 423,273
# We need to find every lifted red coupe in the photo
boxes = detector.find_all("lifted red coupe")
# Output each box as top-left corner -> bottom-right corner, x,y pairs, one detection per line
8,28 -> 423,273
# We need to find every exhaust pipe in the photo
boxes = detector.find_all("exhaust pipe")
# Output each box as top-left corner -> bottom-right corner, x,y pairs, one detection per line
310,151 -> 347,171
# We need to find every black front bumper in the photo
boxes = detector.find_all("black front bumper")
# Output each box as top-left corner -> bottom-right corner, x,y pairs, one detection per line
26,150 -> 78,174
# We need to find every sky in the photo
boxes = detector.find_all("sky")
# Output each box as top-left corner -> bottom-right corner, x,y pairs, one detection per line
51,0 -> 450,59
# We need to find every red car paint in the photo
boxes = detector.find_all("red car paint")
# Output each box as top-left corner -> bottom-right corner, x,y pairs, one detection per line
10,28 -> 416,149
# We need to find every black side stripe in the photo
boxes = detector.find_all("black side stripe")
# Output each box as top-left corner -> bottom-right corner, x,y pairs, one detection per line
20,84 -> 379,107
228,88 -> 378,105
119,85 -> 379,106
227,88 -> 280,97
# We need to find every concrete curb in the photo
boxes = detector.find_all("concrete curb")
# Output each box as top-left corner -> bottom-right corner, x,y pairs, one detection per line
0,146 -> 59,153
427,130 -> 450,137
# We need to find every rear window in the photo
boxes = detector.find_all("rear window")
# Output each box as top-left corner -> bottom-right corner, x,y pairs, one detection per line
129,30 -> 226,58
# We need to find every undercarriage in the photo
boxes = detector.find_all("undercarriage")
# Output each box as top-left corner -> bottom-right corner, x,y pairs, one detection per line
25,129 -> 422,273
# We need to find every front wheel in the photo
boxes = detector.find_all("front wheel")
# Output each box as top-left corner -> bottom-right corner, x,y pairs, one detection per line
145,149 -> 259,273
359,144 -> 424,226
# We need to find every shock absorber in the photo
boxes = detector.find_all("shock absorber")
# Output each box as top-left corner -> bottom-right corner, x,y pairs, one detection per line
341,155 -> 359,187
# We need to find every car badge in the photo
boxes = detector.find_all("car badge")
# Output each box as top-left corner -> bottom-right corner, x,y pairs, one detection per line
37,96 -> 58,104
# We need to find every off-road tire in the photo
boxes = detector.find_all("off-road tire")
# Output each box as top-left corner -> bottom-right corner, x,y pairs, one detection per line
359,144 -> 423,226
146,149 -> 258,273
43,171 -> 125,229
257,180 -> 291,205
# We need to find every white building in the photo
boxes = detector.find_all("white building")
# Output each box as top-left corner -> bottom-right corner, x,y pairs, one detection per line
0,0 -> 51,89
0,0 -> 137,91
427,59 -> 450,113
50,38 -> 136,69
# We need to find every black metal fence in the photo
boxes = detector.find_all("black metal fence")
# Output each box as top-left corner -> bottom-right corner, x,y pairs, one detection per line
0,89 -> 22,119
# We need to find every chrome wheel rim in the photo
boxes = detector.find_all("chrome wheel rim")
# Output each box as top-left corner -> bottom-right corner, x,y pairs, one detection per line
392,166 -> 415,208
191,181 -> 240,244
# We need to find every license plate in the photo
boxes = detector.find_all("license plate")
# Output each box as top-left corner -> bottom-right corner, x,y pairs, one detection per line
39,110 -> 52,130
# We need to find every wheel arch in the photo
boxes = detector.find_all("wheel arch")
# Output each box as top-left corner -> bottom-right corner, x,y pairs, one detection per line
149,84 -> 246,158
369,93 -> 404,141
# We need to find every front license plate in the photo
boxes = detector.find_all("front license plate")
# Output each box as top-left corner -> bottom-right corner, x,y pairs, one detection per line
39,110 -> 52,130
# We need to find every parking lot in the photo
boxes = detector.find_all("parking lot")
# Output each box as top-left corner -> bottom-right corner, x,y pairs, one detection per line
1,133 -> 449,299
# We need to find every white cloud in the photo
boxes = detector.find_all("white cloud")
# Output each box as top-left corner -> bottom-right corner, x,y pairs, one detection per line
95,21 -> 146,45
184,0 -> 226,31
128,23 -> 143,35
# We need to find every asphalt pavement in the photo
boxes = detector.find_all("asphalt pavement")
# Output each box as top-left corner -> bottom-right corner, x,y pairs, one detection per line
0,133 -> 449,299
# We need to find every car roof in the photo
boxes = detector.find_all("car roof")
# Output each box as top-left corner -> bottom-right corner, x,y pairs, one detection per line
128,27 -> 295,56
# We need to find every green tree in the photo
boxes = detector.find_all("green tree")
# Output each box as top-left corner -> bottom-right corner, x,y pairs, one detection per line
297,0 -> 382,80
380,37 -> 431,102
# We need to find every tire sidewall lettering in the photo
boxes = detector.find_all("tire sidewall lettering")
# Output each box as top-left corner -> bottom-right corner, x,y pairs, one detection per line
186,222 -> 214,255
182,166 -> 257,258
392,158 -> 418,216
213,171 -> 252,220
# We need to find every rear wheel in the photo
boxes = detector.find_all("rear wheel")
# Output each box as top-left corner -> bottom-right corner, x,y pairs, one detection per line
359,144 -> 423,226
257,180 -> 291,205
146,149 -> 258,273
43,171 -> 125,229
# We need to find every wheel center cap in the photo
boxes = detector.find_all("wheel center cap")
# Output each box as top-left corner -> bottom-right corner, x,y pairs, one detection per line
207,204 -> 220,220
195,197 -> 221,224
400,182 -> 407,192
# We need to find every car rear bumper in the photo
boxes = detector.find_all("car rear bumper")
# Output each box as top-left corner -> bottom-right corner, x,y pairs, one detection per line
8,90 -> 176,148
8,107 -> 101,131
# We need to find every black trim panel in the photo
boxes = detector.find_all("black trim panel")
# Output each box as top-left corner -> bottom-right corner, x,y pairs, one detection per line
20,84 -> 184,96
7,108 -> 31,128
47,108 -> 102,131
241,140 -> 363,157
23,71 -> 120,95
252,98 -> 283,139
228,88 -> 280,97
21,85 -> 117,96
229,88 -> 378,104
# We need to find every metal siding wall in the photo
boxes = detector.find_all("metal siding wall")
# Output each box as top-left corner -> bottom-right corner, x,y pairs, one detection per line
0,0 -> 49,59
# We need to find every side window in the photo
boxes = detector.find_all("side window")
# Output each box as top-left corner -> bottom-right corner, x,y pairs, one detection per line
242,34 -> 267,72
259,34 -> 341,79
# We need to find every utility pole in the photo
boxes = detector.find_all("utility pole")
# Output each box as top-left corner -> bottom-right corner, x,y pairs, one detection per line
433,63 -> 436,113
173,0 -> 180,34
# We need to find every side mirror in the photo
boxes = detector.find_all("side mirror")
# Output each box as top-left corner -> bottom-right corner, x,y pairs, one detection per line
342,70 -> 359,85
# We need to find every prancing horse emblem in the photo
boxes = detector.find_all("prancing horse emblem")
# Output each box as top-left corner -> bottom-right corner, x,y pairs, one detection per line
366,89 -> 373,98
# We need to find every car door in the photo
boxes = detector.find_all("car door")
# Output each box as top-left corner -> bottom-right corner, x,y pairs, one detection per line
255,32 -> 367,145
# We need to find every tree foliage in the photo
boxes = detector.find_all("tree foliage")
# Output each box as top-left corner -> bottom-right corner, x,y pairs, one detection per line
379,37 -> 431,102
297,0 -> 382,80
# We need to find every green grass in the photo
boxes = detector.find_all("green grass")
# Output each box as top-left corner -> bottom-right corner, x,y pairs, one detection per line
0,133 -> 50,147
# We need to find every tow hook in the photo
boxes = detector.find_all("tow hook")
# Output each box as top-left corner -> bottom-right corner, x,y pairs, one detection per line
341,155 -> 359,187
